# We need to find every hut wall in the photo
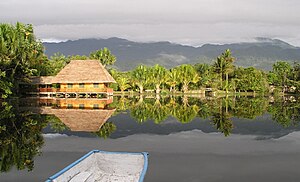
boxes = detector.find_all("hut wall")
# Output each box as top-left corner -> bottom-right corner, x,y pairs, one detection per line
58,83 -> 106,93
56,98 -> 113,109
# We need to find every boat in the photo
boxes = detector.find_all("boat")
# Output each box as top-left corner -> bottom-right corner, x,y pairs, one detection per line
46,150 -> 149,182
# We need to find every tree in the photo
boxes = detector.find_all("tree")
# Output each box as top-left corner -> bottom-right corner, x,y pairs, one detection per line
89,47 -> 116,67
130,65 -> 149,94
290,62 -> 300,93
40,52 -> 69,76
272,61 -> 292,94
213,49 -> 235,92
165,68 -> 180,93
292,62 -> 300,81
149,64 -> 167,94
110,69 -> 131,93
175,64 -> 199,93
235,67 -> 269,94
194,63 -> 211,87
0,71 -> 12,98
117,77 -> 131,93
0,22 -> 45,95
68,55 -> 88,60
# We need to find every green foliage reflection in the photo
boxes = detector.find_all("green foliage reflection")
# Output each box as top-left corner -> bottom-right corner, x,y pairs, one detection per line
94,122 -> 117,139
0,102 -> 46,172
114,95 -> 300,136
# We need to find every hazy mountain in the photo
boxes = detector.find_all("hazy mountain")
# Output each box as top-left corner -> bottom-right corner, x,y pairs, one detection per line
43,37 -> 300,71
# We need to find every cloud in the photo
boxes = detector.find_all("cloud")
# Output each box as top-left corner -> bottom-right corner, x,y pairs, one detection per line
1,0 -> 300,45
35,23 -> 300,46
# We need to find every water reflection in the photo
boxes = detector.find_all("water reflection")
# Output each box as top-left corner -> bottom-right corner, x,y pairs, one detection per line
0,98 -> 116,172
113,95 -> 299,136
0,95 -> 299,172
21,98 -> 116,134
0,102 -> 45,172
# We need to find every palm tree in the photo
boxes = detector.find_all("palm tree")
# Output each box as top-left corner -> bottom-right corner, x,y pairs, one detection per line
110,69 -> 131,93
166,68 -> 180,93
117,77 -> 131,93
89,47 -> 116,67
176,64 -> 199,93
213,49 -> 235,93
149,64 -> 167,94
130,65 -> 149,94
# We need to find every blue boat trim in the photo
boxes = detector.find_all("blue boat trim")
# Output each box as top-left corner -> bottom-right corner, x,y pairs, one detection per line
139,152 -> 149,182
46,150 -> 149,182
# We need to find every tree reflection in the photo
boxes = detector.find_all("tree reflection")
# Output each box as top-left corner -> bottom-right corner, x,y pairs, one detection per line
112,95 -> 300,136
268,97 -> 300,127
126,95 -> 200,124
130,100 -> 151,123
233,97 -> 268,119
173,104 -> 199,124
1,95 -> 298,173
211,113 -> 233,137
150,102 -> 169,124
209,98 -> 234,136
47,115 -> 69,132
94,122 -> 117,139
0,102 -> 46,172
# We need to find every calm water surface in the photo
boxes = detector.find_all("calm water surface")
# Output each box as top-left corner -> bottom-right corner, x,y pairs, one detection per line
0,96 -> 300,182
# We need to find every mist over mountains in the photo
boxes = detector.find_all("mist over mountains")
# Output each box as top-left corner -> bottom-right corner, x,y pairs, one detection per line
43,37 -> 300,71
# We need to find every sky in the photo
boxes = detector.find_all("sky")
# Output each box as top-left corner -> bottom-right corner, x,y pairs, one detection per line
1,0 -> 300,46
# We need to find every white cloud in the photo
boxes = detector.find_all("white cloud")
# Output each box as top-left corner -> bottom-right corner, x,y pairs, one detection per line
1,0 -> 300,46
34,23 -> 300,46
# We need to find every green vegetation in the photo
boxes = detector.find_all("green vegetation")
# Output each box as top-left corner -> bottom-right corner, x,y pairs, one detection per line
113,95 -> 300,136
90,47 -> 116,67
0,23 -> 117,98
0,23 -> 45,98
110,55 -> 299,95
1,22 -> 299,99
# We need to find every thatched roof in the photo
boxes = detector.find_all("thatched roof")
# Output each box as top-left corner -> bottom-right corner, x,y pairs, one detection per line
30,76 -> 54,84
50,108 -> 115,132
52,60 -> 116,83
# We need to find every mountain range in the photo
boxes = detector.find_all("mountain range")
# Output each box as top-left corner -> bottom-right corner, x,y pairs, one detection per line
43,37 -> 300,71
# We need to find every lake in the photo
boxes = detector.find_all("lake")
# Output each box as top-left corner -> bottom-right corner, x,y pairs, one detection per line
0,95 -> 300,182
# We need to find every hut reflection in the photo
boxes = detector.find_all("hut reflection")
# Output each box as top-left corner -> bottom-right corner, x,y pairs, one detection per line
21,97 -> 116,132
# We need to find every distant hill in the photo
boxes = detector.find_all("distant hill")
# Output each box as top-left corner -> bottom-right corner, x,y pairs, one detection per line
43,37 -> 300,71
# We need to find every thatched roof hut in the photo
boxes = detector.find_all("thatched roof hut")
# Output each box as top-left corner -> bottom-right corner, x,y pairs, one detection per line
51,60 -> 116,84
30,76 -> 54,84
